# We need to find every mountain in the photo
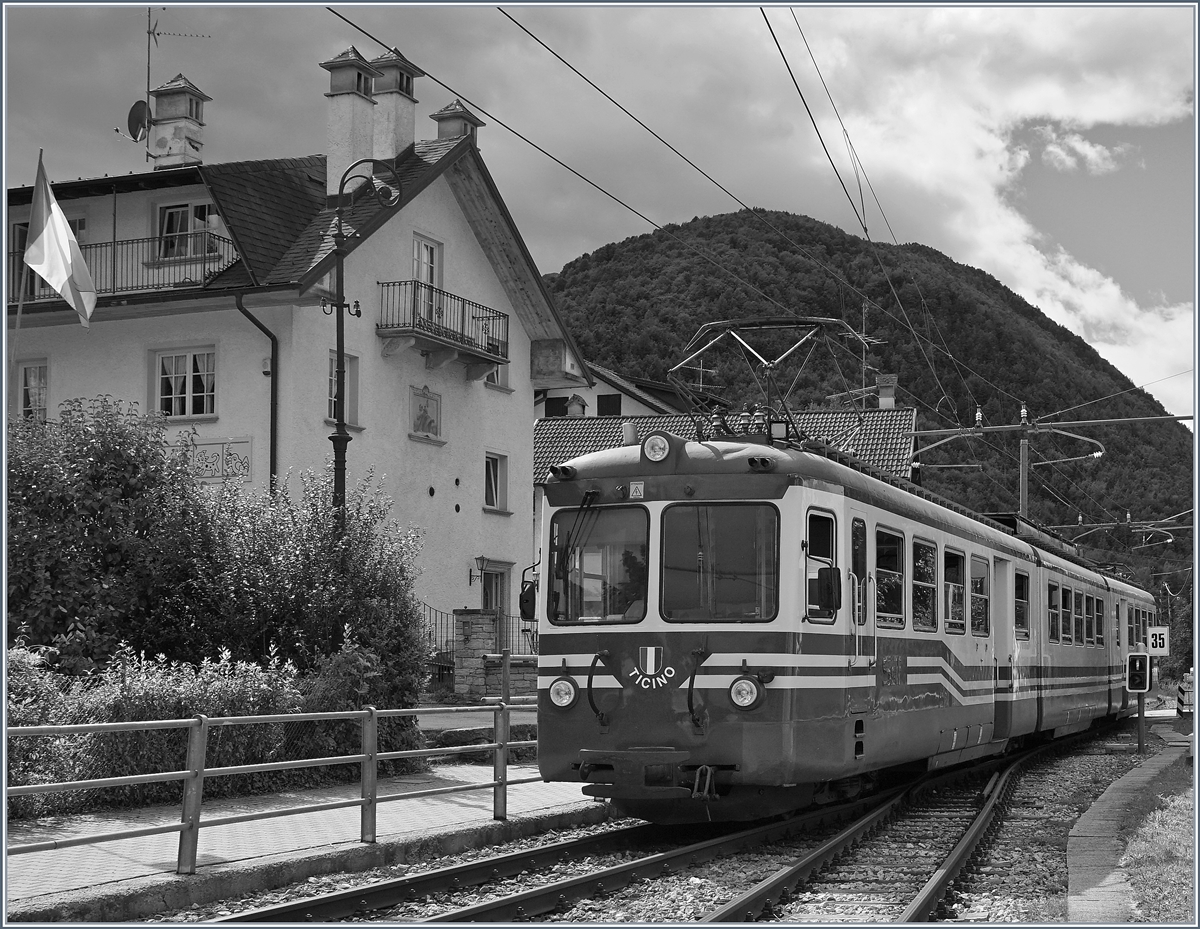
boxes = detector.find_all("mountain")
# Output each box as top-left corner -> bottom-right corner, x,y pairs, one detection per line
544,209 -> 1193,582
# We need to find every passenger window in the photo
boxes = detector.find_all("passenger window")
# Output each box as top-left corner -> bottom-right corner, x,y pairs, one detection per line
1084,596 -> 1095,645
1014,572 -> 1030,640
1127,604 -> 1135,646
875,528 -> 904,629
1073,591 -> 1084,644
661,503 -> 778,622
806,511 -> 838,622
970,556 -> 990,636
945,550 -> 966,635
1047,583 -> 1060,642
1096,596 -> 1105,647
1061,586 -> 1073,644
912,539 -> 937,632
851,518 -> 867,627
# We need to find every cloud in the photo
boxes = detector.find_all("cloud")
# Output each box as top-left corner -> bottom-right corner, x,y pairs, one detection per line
1035,126 -> 1135,174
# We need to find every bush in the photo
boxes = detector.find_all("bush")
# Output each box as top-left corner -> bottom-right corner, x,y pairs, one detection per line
6,399 -> 210,673
6,642 -> 426,819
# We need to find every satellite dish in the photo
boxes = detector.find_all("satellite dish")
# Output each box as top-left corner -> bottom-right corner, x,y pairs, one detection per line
126,100 -> 151,142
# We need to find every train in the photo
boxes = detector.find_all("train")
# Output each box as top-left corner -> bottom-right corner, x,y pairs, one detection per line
526,412 -> 1158,823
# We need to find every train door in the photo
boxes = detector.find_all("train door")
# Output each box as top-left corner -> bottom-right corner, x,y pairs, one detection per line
847,512 -> 876,714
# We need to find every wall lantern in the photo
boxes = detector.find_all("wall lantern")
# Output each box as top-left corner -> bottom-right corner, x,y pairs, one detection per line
469,555 -> 490,585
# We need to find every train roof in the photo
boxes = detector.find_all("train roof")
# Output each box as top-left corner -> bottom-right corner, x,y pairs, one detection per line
547,425 -> 1150,594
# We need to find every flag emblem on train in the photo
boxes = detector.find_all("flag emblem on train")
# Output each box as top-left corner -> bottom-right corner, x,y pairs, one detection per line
638,646 -> 664,676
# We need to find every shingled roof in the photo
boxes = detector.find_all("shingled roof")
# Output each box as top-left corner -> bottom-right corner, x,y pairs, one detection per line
534,407 -> 917,484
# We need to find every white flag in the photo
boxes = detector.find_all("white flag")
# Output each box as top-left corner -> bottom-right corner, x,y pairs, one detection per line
23,152 -> 97,327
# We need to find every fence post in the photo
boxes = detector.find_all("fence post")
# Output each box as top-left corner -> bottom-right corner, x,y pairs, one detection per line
177,714 -> 209,875
493,649 -> 511,821
361,706 -> 378,843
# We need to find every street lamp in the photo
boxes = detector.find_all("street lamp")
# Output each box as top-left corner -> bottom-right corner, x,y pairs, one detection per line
326,158 -> 402,530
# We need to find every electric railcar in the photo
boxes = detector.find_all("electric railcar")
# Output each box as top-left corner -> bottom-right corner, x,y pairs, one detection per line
529,419 -> 1157,823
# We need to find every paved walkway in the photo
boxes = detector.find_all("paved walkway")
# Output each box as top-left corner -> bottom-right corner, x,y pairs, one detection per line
5,761 -> 604,922
1067,712 -> 1193,923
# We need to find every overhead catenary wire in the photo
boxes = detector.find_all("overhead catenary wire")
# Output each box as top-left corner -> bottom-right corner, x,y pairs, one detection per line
323,9 -> 811,325
499,5 -> 1012,422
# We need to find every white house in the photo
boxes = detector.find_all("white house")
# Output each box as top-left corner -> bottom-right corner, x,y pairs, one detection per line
6,46 -> 589,625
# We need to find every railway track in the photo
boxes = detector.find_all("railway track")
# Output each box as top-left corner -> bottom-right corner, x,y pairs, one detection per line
217,733 -> 1105,923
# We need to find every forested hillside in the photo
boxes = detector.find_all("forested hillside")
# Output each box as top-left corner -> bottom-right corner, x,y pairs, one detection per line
545,209 -> 1192,584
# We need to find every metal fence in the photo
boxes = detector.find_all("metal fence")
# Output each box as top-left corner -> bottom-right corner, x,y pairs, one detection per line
378,281 -> 509,360
6,694 -> 536,875
421,605 -> 538,670
8,233 -> 238,304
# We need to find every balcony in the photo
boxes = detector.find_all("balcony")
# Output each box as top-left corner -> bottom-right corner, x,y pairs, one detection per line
378,281 -> 509,368
7,232 -> 239,306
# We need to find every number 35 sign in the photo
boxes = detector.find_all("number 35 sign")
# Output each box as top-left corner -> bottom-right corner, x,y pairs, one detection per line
1146,627 -> 1170,656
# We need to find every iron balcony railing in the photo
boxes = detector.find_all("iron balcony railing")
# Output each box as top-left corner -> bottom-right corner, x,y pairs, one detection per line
379,280 -> 509,361
7,232 -> 238,305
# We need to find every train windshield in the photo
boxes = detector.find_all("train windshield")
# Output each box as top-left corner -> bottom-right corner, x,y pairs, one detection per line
661,503 -> 779,622
549,505 -> 649,623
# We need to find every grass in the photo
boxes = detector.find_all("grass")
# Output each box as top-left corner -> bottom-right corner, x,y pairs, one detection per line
1119,741 -> 1195,924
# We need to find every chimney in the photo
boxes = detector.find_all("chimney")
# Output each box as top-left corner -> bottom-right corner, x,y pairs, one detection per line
320,47 -> 381,199
370,49 -> 424,162
876,374 -> 898,410
429,99 -> 485,144
148,74 -> 210,169
566,394 -> 588,417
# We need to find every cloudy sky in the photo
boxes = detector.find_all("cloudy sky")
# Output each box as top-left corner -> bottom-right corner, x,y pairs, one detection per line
5,3 -> 1196,419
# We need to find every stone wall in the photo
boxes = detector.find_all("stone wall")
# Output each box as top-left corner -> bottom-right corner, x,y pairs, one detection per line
454,609 -> 537,699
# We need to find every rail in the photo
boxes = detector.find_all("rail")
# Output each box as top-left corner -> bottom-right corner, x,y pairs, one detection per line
378,280 -> 509,360
8,232 -> 238,303
5,653 -> 537,876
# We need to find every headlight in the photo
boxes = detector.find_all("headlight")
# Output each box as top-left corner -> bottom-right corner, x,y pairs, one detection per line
729,675 -> 764,710
643,434 -> 670,462
549,676 -> 578,708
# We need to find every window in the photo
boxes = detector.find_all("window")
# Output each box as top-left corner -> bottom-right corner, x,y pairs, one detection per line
1048,583 -> 1060,642
412,235 -> 442,320
327,351 -> 359,425
1014,572 -> 1030,640
912,539 -> 937,632
970,556 -> 990,636
851,518 -> 867,627
549,506 -> 648,623
16,360 -> 48,421
1084,595 -> 1095,645
597,394 -> 622,416
1113,601 -> 1120,647
543,396 -> 568,417
399,72 -> 413,96
485,363 -> 508,388
662,503 -> 778,622
484,453 -> 508,511
945,550 -> 966,635
188,97 -> 204,121
1096,596 -> 1105,647
159,202 -> 219,258
875,528 -> 904,629
1127,604 -> 1135,646
805,511 -> 837,622
158,349 -> 215,416
1073,591 -> 1084,644
1061,587 -> 1073,644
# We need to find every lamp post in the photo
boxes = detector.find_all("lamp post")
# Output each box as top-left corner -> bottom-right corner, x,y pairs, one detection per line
326,158 -> 402,530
